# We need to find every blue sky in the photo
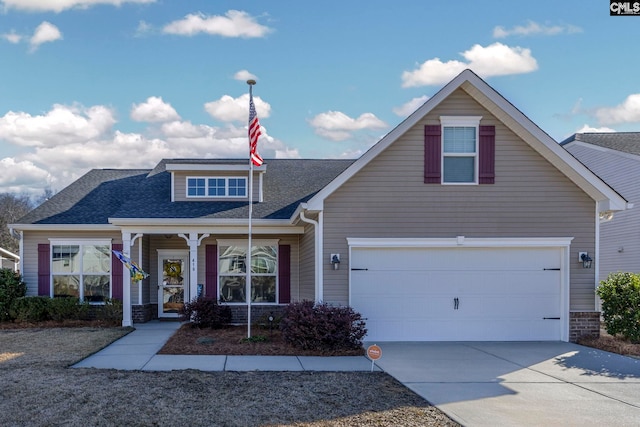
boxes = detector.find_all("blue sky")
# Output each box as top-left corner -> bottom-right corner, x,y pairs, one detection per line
1,0 -> 639,197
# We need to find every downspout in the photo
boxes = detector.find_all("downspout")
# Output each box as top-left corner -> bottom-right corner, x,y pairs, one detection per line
299,208 -> 323,303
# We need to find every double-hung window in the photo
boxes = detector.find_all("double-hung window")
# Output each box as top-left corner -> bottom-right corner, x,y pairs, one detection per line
187,177 -> 247,198
441,116 -> 481,184
51,240 -> 111,303
218,240 -> 278,303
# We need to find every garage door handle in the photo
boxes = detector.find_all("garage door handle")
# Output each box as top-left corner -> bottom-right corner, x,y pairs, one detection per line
351,268 -> 368,271
544,268 -> 560,271
543,317 -> 560,320
454,297 -> 459,310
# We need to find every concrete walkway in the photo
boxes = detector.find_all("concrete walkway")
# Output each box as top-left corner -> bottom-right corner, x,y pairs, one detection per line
372,341 -> 640,427
72,321 -> 379,372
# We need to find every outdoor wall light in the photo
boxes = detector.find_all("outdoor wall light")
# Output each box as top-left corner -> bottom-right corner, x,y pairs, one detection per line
331,254 -> 341,270
579,252 -> 593,269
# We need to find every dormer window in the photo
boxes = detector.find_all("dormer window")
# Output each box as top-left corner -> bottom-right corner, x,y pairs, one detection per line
187,177 -> 247,198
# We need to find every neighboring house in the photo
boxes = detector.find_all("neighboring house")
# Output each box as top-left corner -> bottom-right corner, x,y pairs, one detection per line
0,247 -> 20,272
562,132 -> 640,282
9,70 -> 629,343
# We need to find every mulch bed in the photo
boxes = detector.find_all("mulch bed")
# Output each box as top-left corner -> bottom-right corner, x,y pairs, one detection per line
159,324 -> 366,356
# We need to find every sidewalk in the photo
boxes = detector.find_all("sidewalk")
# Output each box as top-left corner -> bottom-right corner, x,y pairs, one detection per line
72,321 -> 379,372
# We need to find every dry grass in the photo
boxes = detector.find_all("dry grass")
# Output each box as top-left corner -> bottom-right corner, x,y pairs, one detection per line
0,326 -> 459,427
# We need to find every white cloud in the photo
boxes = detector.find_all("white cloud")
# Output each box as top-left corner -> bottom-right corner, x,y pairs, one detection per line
162,10 -> 272,38
131,96 -> 180,123
595,94 -> 640,125
205,94 -> 271,123
29,21 -> 62,51
0,104 -> 116,147
575,124 -> 616,133
401,42 -> 538,87
1,31 -> 22,43
1,97 -> 301,195
493,21 -> 582,38
0,157 -> 53,195
134,20 -> 153,37
309,111 -> 387,141
393,95 -> 429,117
234,69 -> 258,82
1,0 -> 156,13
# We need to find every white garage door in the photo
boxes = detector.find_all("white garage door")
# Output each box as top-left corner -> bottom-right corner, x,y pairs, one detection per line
350,246 -> 563,341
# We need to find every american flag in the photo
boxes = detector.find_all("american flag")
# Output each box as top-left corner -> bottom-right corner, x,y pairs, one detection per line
248,92 -> 264,167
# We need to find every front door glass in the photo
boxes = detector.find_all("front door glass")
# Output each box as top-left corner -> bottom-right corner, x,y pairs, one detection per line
161,258 -> 185,315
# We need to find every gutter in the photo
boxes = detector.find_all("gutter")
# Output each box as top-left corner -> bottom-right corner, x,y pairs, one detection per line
298,204 -> 323,303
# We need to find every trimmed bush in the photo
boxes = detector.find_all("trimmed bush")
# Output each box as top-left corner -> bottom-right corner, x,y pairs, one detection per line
0,268 -> 27,321
93,298 -> 123,325
180,297 -> 232,328
597,272 -> 640,342
280,301 -> 367,351
48,297 -> 90,321
10,296 -> 51,323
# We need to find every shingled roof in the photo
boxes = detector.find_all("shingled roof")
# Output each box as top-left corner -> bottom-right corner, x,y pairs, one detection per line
560,132 -> 640,156
18,159 -> 355,225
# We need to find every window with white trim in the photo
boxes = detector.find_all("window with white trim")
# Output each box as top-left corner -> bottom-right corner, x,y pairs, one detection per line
187,177 -> 247,198
51,241 -> 111,303
218,241 -> 278,303
441,116 -> 481,184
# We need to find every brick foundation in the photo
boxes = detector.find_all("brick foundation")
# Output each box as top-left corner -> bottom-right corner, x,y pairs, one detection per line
228,305 -> 286,325
132,304 -> 157,323
569,311 -> 600,342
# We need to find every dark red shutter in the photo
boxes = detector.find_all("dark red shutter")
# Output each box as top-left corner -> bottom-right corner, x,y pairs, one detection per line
111,243 -> 123,301
278,244 -> 291,304
205,245 -> 218,300
479,125 -> 496,184
37,244 -> 50,296
424,125 -> 442,183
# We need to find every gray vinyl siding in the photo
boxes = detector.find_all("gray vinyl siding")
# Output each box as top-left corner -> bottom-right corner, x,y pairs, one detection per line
565,143 -> 640,281
298,220 -> 317,301
172,171 -> 261,202
322,88 -> 596,310
21,230 -> 122,297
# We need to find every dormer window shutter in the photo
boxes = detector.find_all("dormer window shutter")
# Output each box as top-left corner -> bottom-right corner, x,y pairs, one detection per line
424,125 -> 442,183
479,125 -> 495,184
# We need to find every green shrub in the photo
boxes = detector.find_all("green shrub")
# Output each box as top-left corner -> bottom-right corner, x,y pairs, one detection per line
597,272 -> 640,342
280,301 -> 367,351
93,298 -> 123,325
180,297 -> 232,328
0,269 -> 27,321
48,297 -> 90,321
10,296 -> 51,323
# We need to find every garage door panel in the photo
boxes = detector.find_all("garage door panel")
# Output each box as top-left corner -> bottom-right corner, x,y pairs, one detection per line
350,246 -> 563,341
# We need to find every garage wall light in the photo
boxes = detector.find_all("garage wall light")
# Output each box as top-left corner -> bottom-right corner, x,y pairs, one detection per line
579,252 -> 593,269
331,254 -> 340,270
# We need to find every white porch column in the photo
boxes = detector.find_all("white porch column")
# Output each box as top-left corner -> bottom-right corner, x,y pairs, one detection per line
122,232 -> 132,327
179,233 -> 210,303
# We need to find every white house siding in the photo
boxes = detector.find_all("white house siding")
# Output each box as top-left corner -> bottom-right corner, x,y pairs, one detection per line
564,143 -> 640,282
21,230 -> 123,296
322,88 -> 596,310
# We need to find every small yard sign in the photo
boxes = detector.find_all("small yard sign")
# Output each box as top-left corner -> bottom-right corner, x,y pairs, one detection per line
367,344 -> 382,371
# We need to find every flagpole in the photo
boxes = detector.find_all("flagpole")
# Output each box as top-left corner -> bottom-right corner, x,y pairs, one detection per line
246,79 -> 256,339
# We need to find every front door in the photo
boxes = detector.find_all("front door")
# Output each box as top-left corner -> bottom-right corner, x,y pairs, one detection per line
157,251 -> 189,318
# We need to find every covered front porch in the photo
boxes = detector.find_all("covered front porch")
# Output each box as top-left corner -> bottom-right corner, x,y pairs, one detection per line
113,221 -> 307,327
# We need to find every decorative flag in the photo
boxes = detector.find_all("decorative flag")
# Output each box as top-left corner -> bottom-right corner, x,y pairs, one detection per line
248,91 -> 264,167
112,250 -> 149,282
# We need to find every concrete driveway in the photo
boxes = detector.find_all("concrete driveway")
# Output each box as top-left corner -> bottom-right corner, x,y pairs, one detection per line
371,341 -> 640,426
